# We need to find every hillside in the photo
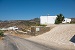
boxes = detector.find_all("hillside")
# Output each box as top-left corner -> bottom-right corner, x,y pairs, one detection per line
0,18 -> 40,30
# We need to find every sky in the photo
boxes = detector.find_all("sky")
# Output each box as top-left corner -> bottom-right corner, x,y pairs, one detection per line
0,0 -> 75,20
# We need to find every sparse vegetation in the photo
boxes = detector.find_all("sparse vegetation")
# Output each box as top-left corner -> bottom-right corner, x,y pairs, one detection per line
0,18 -> 40,31
0,30 -> 4,37
70,22 -> 75,24
36,24 -> 47,26
22,29 -> 27,32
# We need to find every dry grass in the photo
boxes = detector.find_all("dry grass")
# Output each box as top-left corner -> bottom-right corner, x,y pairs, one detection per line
4,30 -> 32,38
10,31 -> 32,38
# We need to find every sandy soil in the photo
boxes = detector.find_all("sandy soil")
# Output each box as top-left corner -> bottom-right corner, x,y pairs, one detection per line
27,24 -> 75,50
4,24 -> 75,50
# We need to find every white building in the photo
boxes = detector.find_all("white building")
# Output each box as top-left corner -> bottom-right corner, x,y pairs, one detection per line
40,16 -> 57,24
40,15 -> 71,24
62,18 -> 71,23
0,26 -> 18,31
8,26 -> 18,30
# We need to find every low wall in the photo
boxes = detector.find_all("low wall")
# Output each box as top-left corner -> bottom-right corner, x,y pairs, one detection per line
30,26 -> 50,36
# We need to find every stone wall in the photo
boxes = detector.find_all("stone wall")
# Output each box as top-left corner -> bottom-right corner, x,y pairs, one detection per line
31,26 -> 50,36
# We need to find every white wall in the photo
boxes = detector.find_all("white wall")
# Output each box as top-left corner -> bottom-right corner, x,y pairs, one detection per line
47,16 -> 57,24
40,16 -> 48,24
40,16 -> 57,24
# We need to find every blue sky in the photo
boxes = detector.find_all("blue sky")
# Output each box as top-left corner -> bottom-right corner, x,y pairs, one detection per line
0,0 -> 75,20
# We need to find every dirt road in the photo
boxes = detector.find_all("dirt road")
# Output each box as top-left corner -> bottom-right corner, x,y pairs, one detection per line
2,35 -> 57,50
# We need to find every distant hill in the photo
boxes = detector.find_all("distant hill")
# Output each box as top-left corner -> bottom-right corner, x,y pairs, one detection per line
0,18 -> 40,30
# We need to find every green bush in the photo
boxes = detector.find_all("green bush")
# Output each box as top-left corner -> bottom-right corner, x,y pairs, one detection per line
0,30 -> 4,37
39,24 -> 47,26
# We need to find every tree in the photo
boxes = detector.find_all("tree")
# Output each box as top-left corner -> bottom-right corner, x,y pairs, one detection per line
55,14 -> 64,24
